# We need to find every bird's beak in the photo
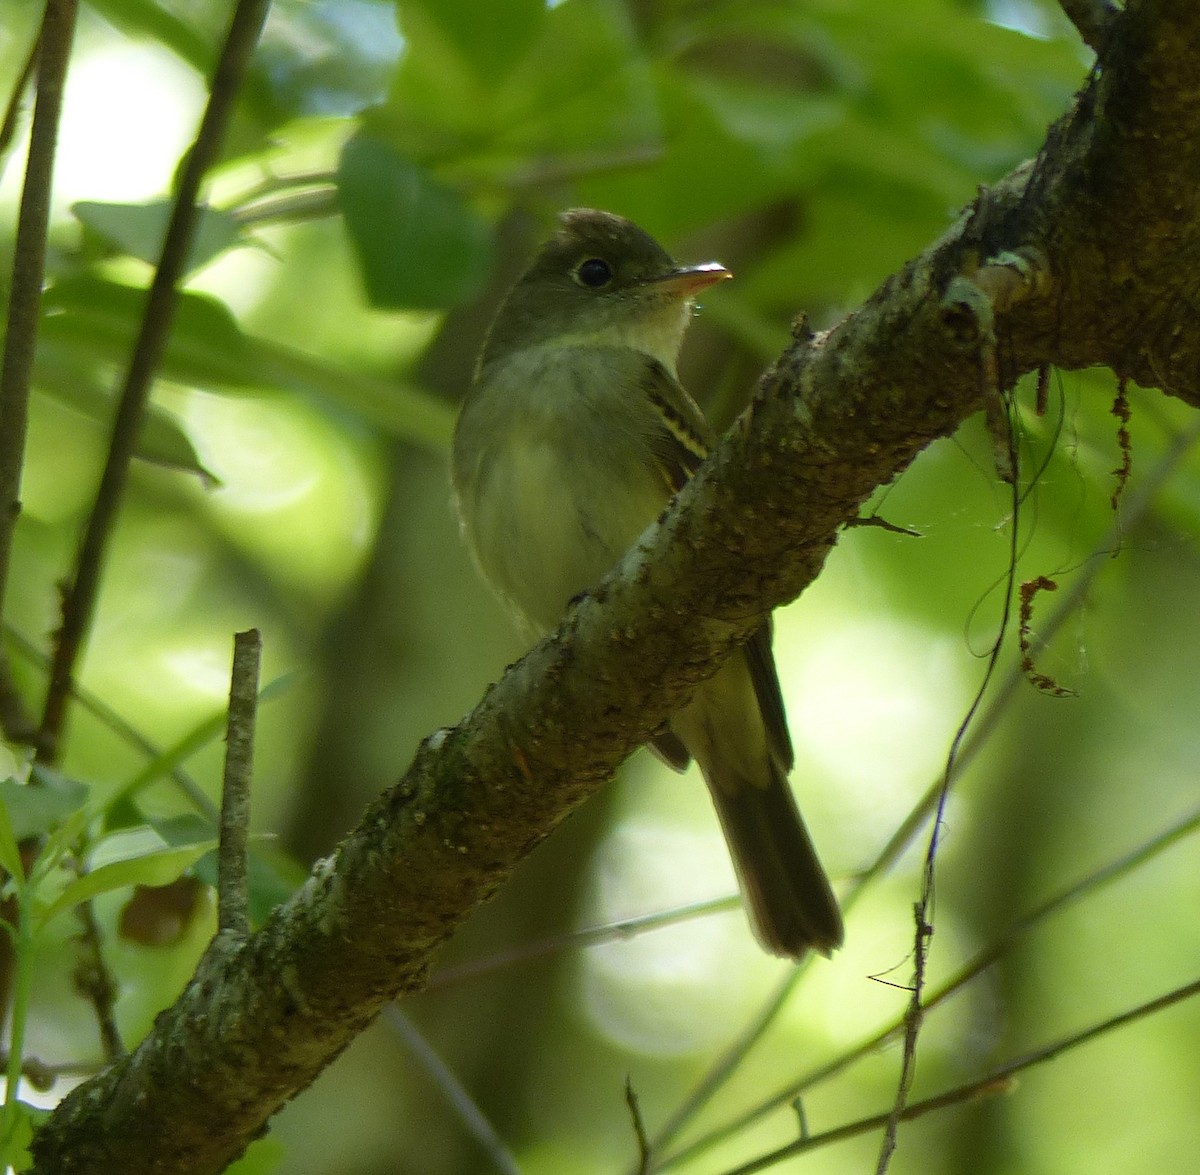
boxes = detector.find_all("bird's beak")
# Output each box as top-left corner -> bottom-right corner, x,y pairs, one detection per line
646,262 -> 731,297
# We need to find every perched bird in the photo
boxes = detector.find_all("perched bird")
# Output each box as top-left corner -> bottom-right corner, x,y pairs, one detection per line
452,208 -> 842,959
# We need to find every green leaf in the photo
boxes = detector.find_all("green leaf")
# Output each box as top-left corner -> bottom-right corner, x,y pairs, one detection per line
488,0 -> 660,162
73,200 -> 245,275
400,0 -> 546,83
0,783 -> 25,880
225,1134 -> 286,1175
152,813 -> 217,848
337,131 -> 493,309
82,0 -> 212,76
1,771 -> 89,841
0,1100 -> 51,1172
33,348 -> 217,482
40,276 -> 254,390
38,276 -> 454,449
40,840 -> 216,925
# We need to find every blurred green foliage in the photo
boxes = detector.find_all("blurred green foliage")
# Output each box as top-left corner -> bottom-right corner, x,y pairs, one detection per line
1,0 -> 1199,1173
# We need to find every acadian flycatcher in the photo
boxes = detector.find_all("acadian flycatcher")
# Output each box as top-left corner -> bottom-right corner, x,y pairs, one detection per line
452,208 -> 842,959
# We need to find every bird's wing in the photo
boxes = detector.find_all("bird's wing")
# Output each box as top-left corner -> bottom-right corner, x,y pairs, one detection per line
638,360 -> 793,771
638,359 -> 712,494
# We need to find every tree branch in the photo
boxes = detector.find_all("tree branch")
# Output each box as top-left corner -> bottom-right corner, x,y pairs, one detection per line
36,0 -> 271,759
217,630 -> 260,940
29,0 -> 1200,1169
0,0 -> 78,746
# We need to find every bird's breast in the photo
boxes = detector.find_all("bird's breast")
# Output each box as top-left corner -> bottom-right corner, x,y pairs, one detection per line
455,346 -> 668,633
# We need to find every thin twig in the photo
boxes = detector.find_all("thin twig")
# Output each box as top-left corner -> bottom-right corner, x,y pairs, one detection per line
626,1077 -> 651,1175
0,1050 -> 104,1092
217,629 -> 260,938
721,973 -> 1200,1175
0,28 -> 40,161
71,894 -> 122,1061
3,623 -> 218,823
0,0 -> 78,747
663,800 -> 1200,1170
382,1005 -> 522,1175
231,182 -> 339,227
426,894 -> 739,992
37,0 -> 273,759
875,365 -> 1020,1173
648,413 -> 1200,1170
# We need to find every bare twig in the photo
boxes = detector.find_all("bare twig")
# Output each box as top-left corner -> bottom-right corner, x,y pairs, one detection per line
626,1077 -> 651,1175
427,894 -> 738,992
0,28 -> 40,160
875,359 -> 1018,1172
217,630 -> 260,938
650,415 -> 1200,1171
0,0 -> 78,746
37,0 -> 273,759
382,1006 -> 522,1175
663,801 -> 1200,1170
4,623 -> 218,822
72,896 -> 122,1061
231,182 -> 339,227
0,1050 -> 103,1092
721,974 -> 1200,1175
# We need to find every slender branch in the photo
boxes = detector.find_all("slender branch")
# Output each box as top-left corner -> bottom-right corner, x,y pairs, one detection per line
661,800 -> 1200,1170
651,414 -> 1200,1171
37,0 -> 273,760
426,894 -> 739,992
0,1051 -> 102,1092
231,183 -> 339,227
876,372 -> 1019,1175
217,630 -> 260,939
720,974 -> 1200,1175
0,0 -> 78,746
30,1 -> 1200,1168
0,28 -> 40,160
382,1006 -> 522,1175
4,623 -> 218,823
71,896 -> 122,1062
626,1077 -> 652,1175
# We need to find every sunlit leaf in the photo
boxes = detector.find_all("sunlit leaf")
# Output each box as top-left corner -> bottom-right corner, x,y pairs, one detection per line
400,0 -> 545,83
41,840 -> 216,925
33,351 -> 217,483
0,782 -> 25,880
73,200 -> 245,275
0,770 -> 89,841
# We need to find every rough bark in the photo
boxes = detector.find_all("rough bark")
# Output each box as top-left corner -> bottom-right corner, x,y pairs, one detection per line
30,0 -> 1200,1170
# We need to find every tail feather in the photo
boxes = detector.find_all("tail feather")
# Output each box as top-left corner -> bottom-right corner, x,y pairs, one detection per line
672,650 -> 843,960
706,761 -> 843,958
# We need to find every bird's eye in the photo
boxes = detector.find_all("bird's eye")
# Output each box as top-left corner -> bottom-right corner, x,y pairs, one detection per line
575,258 -> 613,288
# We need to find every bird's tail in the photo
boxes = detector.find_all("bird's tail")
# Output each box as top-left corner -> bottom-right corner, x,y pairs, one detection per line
704,759 -> 843,959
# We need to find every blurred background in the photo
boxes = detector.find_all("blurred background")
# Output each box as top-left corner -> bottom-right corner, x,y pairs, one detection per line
2,0 -> 1199,1172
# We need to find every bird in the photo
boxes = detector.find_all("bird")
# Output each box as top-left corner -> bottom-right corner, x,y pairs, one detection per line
452,208 -> 843,959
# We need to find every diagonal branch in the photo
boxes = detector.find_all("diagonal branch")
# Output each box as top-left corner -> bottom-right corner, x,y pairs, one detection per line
36,0 -> 272,760
0,1 -> 78,746
28,0 -> 1200,1170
